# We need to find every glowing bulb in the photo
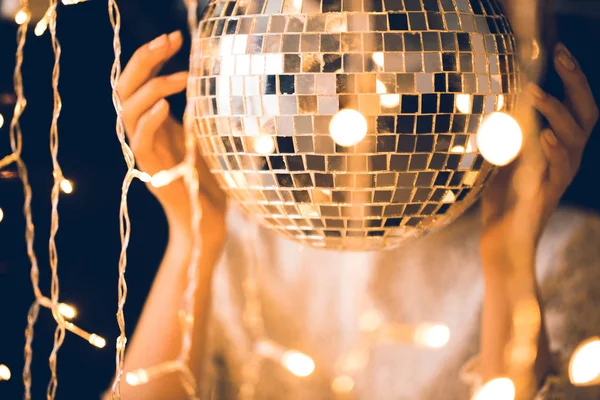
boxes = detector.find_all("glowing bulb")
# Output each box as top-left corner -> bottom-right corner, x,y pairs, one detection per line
281,351 -> 315,377
0,207 -> 3,223
331,375 -> 355,393
473,378 -> 515,400
569,337 -> 600,386
0,113 -> 4,128
126,370 -> 148,386
372,52 -> 384,67
151,171 -> 173,188
138,172 -> 152,183
34,19 -> 48,36
0,364 -> 11,381
476,112 -> 523,166
329,109 -> 367,147
15,9 -> 29,25
359,309 -> 384,333
413,323 -> 450,348
57,303 -> 76,319
88,334 -> 106,348
253,134 -> 276,155
455,94 -> 472,114
60,179 -> 73,194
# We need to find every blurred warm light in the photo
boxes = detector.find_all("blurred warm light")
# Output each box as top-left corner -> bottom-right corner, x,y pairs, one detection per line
253,134 -> 276,155
57,302 -> 76,319
451,145 -> 466,153
60,179 -> 73,194
151,171 -> 172,188
0,364 -> 11,381
282,350 -> 315,377
455,94 -> 472,114
0,207 -> 4,223
476,112 -> 523,166
473,378 -> 515,400
15,9 -> 29,25
0,113 -> 4,128
372,52 -> 384,67
34,19 -> 48,36
331,375 -> 355,393
359,309 -> 384,333
569,337 -> 600,386
329,109 -> 367,147
138,172 -> 152,183
376,80 -> 400,108
413,323 -> 450,348
126,370 -> 149,386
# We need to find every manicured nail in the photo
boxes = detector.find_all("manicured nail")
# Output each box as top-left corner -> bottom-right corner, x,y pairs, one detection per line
556,45 -> 576,71
168,30 -> 182,42
151,99 -> 167,114
167,71 -> 189,82
543,129 -> 558,147
527,83 -> 546,100
148,34 -> 167,50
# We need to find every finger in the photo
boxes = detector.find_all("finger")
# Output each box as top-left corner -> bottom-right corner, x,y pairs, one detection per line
526,83 -> 586,148
130,99 -> 170,163
117,31 -> 184,101
553,43 -> 599,134
539,128 -> 576,192
122,72 -> 188,136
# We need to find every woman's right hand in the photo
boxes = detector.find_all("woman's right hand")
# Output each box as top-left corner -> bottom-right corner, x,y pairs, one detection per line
117,31 -> 228,250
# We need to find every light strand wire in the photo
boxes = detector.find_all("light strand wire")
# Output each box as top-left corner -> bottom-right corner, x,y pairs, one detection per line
113,1 -> 204,397
107,0 -> 136,397
3,3 -> 107,398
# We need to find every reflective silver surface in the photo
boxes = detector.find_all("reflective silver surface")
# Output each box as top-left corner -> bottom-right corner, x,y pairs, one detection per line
189,0 -> 520,251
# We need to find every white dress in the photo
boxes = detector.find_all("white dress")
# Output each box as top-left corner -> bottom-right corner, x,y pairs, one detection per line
204,206 -> 600,400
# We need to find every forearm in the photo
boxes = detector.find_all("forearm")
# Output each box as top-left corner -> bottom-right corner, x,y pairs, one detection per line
118,220 -> 221,399
480,247 -> 552,399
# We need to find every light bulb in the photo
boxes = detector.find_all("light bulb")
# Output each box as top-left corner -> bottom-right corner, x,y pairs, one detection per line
331,375 -> 355,393
569,337 -> 600,386
126,370 -> 149,386
0,207 -> 4,223
151,170 -> 173,188
15,9 -> 29,25
253,134 -> 276,155
60,179 -> 73,194
477,112 -> 523,166
57,302 -> 76,319
34,19 -> 48,36
138,172 -> 152,183
455,94 -> 472,114
0,364 -> 11,381
473,378 -> 515,400
0,113 -> 4,128
88,334 -> 106,348
329,109 -> 367,147
281,350 -> 315,377
413,323 -> 450,348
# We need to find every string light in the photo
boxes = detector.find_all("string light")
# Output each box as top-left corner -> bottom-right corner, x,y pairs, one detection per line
0,207 -> 3,223
569,337 -> 600,386
118,2 -> 204,397
472,378 -> 515,400
14,8 -> 29,25
0,113 -> 4,128
255,340 -> 315,378
476,112 -> 523,166
0,364 -> 11,381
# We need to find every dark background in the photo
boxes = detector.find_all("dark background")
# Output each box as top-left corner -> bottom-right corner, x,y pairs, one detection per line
0,1 -> 598,398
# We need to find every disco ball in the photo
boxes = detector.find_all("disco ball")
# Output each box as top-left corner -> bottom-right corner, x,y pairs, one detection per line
189,0 -> 520,251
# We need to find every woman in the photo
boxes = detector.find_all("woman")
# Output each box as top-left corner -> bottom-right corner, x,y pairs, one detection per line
110,29 -> 599,399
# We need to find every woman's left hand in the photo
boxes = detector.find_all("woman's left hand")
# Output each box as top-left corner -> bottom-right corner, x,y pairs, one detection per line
480,42 -> 598,274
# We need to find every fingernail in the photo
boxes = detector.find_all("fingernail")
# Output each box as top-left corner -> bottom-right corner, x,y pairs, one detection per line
151,99 -> 167,114
556,45 -> 577,71
148,34 -> 167,50
527,83 -> 546,100
167,71 -> 189,82
168,30 -> 182,42
543,129 -> 558,147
